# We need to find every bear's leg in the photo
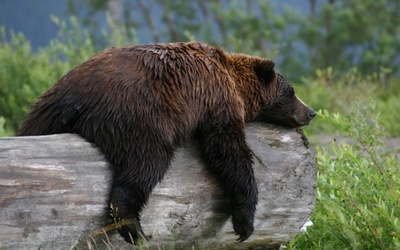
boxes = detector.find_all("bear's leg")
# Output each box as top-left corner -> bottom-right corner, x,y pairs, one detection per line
110,184 -> 147,245
109,142 -> 174,245
198,122 -> 258,242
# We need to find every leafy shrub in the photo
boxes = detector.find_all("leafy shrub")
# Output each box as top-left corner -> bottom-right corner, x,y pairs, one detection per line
295,67 -> 400,137
288,102 -> 400,249
0,27 -> 70,135
0,16 -> 138,136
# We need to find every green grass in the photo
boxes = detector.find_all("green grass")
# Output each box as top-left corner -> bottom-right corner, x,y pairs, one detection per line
287,102 -> 400,249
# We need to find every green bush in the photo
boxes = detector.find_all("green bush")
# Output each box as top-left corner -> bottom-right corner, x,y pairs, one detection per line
295,67 -> 400,137
0,27 -> 70,135
288,102 -> 400,249
0,16 -> 138,136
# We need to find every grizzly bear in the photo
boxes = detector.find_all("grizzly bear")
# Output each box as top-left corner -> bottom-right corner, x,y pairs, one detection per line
18,41 -> 315,244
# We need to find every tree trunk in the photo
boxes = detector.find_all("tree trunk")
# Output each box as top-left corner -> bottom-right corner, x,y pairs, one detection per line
0,123 -> 317,250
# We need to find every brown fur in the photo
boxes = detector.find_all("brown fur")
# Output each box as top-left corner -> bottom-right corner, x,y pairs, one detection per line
18,41 -> 315,244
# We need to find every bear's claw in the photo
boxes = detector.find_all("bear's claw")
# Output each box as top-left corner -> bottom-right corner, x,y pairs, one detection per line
232,207 -> 255,242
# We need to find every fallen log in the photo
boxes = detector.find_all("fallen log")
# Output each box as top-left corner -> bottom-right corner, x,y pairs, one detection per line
0,123 -> 317,250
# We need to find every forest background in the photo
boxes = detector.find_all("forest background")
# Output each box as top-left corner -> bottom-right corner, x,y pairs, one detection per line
1,0 -> 400,249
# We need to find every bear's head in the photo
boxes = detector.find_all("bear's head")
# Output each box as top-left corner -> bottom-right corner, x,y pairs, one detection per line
252,59 -> 316,128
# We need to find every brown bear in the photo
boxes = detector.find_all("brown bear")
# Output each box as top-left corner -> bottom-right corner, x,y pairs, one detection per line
18,41 -> 315,244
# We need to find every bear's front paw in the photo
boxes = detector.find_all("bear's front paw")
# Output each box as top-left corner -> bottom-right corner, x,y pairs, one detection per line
232,207 -> 255,242
117,218 -> 148,245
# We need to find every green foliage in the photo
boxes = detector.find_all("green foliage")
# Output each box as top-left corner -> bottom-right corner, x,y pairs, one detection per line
295,67 -> 400,137
66,0 -> 400,80
378,95 -> 400,137
288,102 -> 400,249
294,0 -> 400,76
0,15 -> 138,136
48,16 -> 97,66
0,116 -> 7,136
0,26 -> 70,135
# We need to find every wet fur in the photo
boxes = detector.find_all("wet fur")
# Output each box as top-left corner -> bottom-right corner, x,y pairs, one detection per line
18,41 -> 314,243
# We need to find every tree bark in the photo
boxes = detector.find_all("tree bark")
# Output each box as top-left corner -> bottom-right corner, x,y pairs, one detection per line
0,123 -> 317,250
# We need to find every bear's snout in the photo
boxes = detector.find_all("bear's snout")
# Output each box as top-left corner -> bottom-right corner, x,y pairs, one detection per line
294,96 -> 316,127
308,108 -> 316,120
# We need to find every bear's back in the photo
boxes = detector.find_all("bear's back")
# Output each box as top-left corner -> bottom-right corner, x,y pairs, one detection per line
31,42 -> 236,146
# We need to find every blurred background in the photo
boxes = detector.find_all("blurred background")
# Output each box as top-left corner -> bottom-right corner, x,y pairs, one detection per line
1,1 -> 400,249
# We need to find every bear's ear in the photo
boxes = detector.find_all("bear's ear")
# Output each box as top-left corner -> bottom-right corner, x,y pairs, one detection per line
254,59 -> 275,84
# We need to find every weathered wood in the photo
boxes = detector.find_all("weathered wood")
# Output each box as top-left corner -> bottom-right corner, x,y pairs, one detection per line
0,123 -> 317,250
